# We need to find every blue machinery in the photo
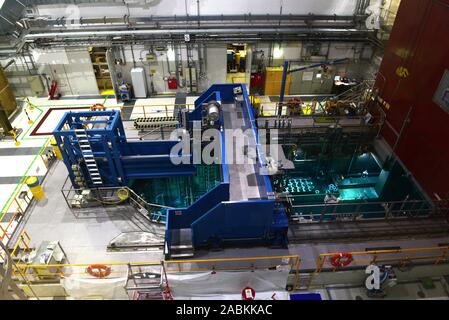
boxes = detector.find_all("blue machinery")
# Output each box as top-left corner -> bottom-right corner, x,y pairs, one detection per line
53,84 -> 289,257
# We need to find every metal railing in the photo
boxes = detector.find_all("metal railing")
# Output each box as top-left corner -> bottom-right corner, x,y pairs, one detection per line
121,103 -> 194,119
304,245 -> 449,290
380,7 -> 398,28
288,199 -> 448,223
61,178 -> 172,223
0,138 -> 57,260
50,102 -> 195,119
8,243 -> 449,297
255,81 -> 375,118
12,255 -> 300,294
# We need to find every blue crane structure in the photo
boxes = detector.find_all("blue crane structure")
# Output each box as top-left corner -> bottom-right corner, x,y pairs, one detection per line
53,84 -> 289,258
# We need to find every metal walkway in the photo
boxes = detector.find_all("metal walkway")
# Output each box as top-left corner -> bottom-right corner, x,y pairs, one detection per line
222,102 -> 267,201
288,217 -> 449,243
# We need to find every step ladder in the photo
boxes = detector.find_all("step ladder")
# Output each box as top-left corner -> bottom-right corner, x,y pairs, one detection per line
125,263 -> 172,300
74,129 -> 103,186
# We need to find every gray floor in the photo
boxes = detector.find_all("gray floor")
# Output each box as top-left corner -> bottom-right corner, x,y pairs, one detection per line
192,235 -> 449,270
222,102 -> 265,201
0,147 -> 44,156
23,161 -> 164,264
21,161 -> 449,270
314,280 -> 449,300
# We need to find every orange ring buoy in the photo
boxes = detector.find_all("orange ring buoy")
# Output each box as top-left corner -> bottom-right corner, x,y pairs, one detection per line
330,252 -> 353,268
86,264 -> 112,278
90,103 -> 106,111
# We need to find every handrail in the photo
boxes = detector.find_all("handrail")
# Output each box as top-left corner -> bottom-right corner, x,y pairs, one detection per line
1,138 -> 55,257
137,123 -> 180,139
61,182 -> 173,224
288,199 -> 448,223
10,230 -> 31,257
121,103 -> 194,118
62,184 -> 174,210
305,245 -> 449,290
16,254 -> 299,268
13,255 -> 300,289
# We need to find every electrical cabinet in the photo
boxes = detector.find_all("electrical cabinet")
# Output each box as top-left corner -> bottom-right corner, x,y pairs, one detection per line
131,67 -> 148,98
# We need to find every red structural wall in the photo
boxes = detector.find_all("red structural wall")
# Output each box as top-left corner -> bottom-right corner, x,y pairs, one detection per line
375,0 -> 449,199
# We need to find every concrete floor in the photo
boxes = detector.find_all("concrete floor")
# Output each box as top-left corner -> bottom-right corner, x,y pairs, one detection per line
7,94 -> 449,300
322,280 -> 449,300
24,161 -> 164,264
21,159 -> 449,269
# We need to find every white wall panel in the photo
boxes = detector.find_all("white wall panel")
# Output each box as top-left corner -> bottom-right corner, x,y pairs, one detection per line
65,49 -> 99,95
205,45 -> 226,86
38,49 -> 99,96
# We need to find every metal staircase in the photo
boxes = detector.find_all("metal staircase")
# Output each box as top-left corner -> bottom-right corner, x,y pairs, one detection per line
74,129 -> 103,186
169,228 -> 194,258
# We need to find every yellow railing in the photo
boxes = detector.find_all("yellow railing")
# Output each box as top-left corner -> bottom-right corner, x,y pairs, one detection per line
306,246 -> 449,289
250,100 -> 323,117
0,179 -> 28,245
10,230 -> 31,257
0,138 -> 55,258
13,255 -> 300,287
165,255 -> 300,275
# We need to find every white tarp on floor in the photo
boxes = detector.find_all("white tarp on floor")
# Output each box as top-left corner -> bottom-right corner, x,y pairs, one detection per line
167,266 -> 290,300
61,276 -> 128,300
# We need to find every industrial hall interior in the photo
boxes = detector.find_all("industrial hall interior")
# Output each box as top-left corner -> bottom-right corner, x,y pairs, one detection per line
0,0 -> 449,301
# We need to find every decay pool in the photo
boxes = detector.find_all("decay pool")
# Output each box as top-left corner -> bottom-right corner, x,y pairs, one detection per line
274,145 -> 429,221
128,164 -> 222,222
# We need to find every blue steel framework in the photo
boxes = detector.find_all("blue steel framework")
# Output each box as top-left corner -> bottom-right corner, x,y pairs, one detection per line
166,84 -> 288,255
53,84 -> 288,257
52,110 -> 195,188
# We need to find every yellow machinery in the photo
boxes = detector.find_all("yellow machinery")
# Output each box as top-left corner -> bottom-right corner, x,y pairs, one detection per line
26,176 -> 45,201
264,66 -> 291,96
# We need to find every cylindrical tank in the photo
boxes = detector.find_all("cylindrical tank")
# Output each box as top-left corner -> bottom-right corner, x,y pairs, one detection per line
26,176 -> 45,201
50,137 -> 63,160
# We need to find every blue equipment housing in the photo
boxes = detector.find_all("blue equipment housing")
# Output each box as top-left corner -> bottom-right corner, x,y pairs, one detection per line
53,84 -> 289,257
53,110 -> 195,188
166,84 -> 288,256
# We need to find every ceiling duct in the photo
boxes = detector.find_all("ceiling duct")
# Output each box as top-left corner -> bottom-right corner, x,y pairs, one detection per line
0,0 -> 26,35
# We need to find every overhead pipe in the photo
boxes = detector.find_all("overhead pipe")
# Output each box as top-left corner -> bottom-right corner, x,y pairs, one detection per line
33,36 -> 377,50
26,22 -> 359,34
23,15 -> 362,33
24,14 -> 362,26
23,27 -> 369,40
34,33 -> 375,44
130,44 -> 136,68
